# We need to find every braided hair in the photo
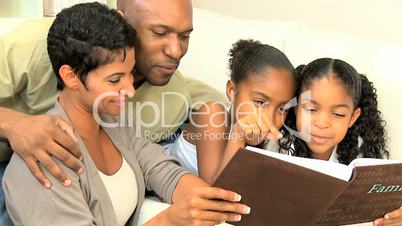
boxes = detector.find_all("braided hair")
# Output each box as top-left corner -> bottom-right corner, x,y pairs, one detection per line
279,58 -> 389,164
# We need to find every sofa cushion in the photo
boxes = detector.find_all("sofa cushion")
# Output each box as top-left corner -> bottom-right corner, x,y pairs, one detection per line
180,8 -> 301,94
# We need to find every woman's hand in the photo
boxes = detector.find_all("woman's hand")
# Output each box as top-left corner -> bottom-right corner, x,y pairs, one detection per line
145,174 -> 250,226
164,186 -> 250,226
374,206 -> 402,225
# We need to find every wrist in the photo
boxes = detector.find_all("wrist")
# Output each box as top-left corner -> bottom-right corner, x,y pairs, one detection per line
0,108 -> 18,139
144,207 -> 175,226
162,207 -> 176,226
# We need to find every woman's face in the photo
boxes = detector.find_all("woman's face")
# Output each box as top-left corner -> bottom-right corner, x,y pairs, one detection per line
78,48 -> 136,116
227,68 -> 296,145
296,76 -> 361,160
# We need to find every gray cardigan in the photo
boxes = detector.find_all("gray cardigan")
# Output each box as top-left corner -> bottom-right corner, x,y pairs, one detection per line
2,102 -> 189,226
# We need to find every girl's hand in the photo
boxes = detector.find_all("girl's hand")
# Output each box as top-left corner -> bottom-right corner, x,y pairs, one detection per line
231,112 -> 282,146
374,206 -> 402,225
218,113 -> 283,173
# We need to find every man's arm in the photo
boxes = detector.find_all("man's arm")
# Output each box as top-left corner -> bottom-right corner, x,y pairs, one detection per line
0,18 -> 83,187
0,107 -> 83,187
144,174 -> 250,226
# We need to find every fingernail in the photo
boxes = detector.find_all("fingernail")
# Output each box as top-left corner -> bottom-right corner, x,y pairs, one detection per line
384,214 -> 390,220
243,206 -> 251,214
234,193 -> 242,202
79,156 -> 83,161
44,181 -> 51,189
234,215 -> 242,222
77,167 -> 84,175
63,178 -> 72,186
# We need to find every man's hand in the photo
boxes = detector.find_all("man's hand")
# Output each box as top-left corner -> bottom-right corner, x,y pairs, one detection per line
1,109 -> 83,188
374,206 -> 402,226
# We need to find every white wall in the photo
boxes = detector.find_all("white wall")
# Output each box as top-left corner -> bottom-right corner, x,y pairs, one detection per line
0,0 -> 43,17
0,0 -> 116,17
193,0 -> 402,43
3,0 -> 401,41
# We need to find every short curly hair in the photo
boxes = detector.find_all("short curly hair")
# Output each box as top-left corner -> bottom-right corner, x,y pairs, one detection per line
47,2 -> 136,90
279,58 -> 389,164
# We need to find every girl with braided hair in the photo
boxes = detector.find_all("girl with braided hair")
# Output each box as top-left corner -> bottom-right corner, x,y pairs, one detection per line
279,58 -> 388,164
278,58 -> 398,225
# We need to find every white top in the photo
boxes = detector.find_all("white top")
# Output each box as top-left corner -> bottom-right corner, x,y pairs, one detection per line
272,137 -> 363,163
328,145 -> 339,163
163,109 -> 233,175
98,156 -> 138,226
163,132 -> 199,176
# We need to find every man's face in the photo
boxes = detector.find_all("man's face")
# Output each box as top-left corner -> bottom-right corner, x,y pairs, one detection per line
125,0 -> 193,86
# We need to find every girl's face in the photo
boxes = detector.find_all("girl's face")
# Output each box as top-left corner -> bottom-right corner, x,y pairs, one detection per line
227,68 -> 295,145
78,48 -> 136,116
296,76 -> 361,160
